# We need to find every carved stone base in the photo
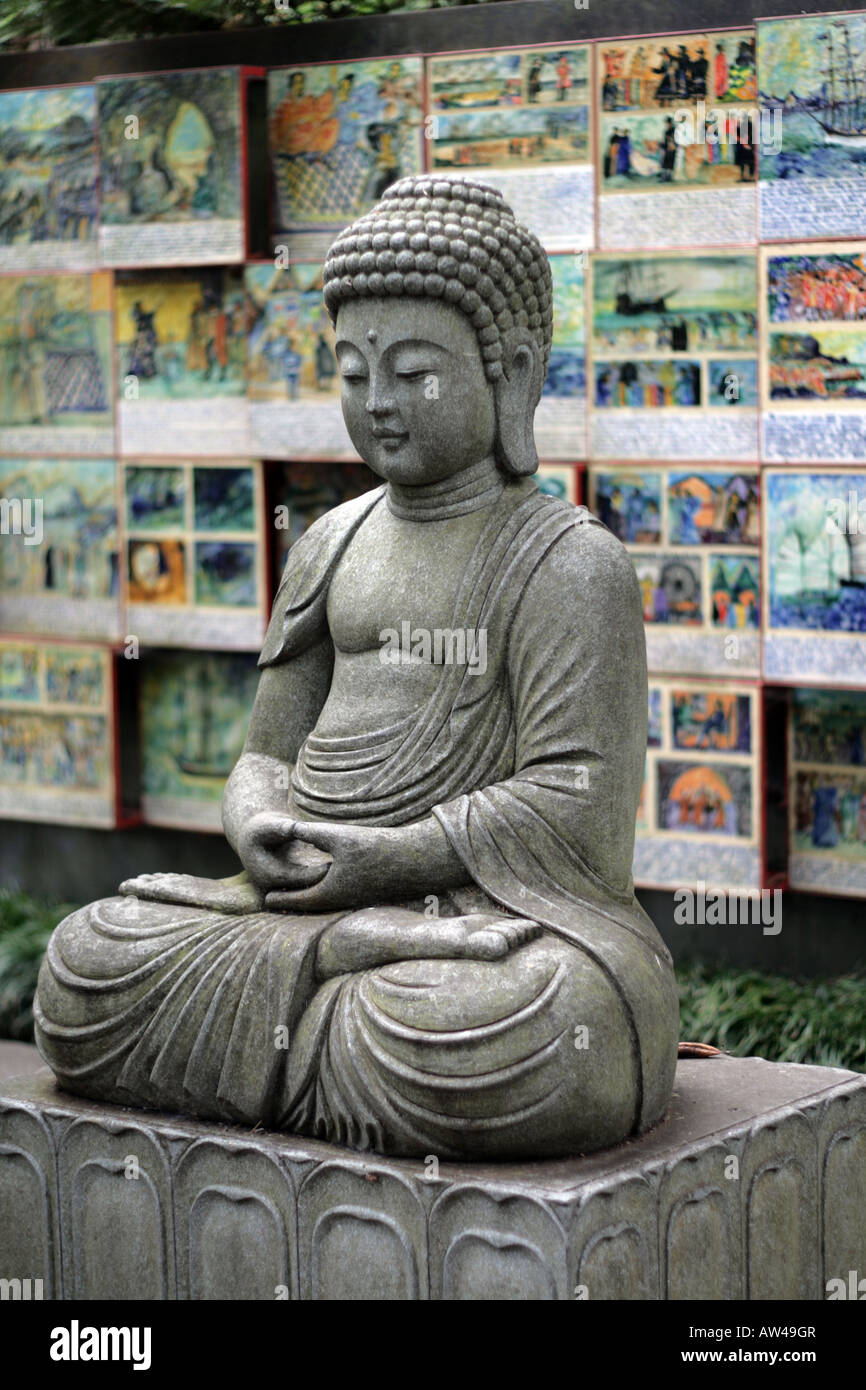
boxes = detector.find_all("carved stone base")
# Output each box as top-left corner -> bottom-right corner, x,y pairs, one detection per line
1,1059 -> 864,1300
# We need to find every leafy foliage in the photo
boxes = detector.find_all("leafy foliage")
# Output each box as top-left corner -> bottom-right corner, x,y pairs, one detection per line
0,889 -> 78,1040
0,0 -> 496,53
677,961 -> 866,1073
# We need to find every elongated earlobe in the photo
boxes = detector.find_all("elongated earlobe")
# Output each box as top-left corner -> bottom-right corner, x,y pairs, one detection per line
494,336 -> 542,476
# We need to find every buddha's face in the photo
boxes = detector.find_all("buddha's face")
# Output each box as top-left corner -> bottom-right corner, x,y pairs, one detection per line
335,298 -> 497,486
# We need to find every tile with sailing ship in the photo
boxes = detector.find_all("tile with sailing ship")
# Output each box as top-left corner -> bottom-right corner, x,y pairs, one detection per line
426,43 -> 593,250
588,463 -> 760,677
123,458 -> 266,650
589,249 -> 759,461
597,27 -> 759,249
764,467 -> 866,685
139,649 -> 259,830
0,84 -> 99,272
758,12 -> 866,240
789,687 -> 866,897
634,676 -> 763,892
0,637 -> 119,827
761,241 -> 866,462
0,457 -> 121,641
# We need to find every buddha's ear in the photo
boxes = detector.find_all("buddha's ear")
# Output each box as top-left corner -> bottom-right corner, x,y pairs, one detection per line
493,329 -> 542,476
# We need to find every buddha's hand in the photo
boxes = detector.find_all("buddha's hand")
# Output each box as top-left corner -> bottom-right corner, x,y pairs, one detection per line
263,821 -> 399,912
237,812 -> 333,892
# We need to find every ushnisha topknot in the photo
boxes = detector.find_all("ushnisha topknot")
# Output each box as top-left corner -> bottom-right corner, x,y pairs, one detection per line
322,175 -> 554,389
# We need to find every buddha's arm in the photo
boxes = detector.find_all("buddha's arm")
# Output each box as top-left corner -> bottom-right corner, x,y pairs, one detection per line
223,637 -> 336,887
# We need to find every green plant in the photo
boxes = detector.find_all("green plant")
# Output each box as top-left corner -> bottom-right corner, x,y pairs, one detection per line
0,889 -> 78,1040
0,0 -> 497,52
677,961 -> 866,1073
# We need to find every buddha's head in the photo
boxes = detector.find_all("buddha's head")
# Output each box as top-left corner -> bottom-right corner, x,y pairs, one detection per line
322,175 -> 553,486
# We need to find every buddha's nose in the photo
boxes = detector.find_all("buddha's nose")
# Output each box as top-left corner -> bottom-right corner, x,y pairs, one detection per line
365,375 -> 397,416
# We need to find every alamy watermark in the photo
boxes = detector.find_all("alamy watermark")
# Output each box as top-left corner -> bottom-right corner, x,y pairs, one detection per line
673,881 -> 782,936
379,623 -> 487,675
0,496 -> 42,546
673,100 -> 783,153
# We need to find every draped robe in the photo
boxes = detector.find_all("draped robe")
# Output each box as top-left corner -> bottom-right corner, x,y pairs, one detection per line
35,480 -> 679,1160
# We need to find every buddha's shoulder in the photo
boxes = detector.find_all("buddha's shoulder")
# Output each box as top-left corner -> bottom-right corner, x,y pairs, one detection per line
276,486 -> 385,598
532,498 -> 638,590
297,486 -> 386,552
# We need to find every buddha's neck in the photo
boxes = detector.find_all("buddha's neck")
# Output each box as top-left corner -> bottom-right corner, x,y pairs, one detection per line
386,456 -> 504,522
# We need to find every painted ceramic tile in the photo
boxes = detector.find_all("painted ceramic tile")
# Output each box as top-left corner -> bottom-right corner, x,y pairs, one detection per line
634,676 -> 762,891
597,29 -> 759,247
758,13 -> 866,239
0,457 -> 120,641
0,272 -> 114,456
429,46 -> 589,164
269,57 -> 424,255
98,68 -> 244,265
0,85 -> 99,271
272,459 -> 378,588
123,459 -> 265,649
140,649 -> 259,830
761,242 -> 866,462
671,687 -> 753,753
789,688 -> 866,896
764,467 -> 866,684
589,465 -> 761,676
536,252 -> 586,459
246,261 -> 350,459
115,267 -> 250,456
535,464 -> 578,503
590,249 -> 758,460
0,637 -> 117,826
427,44 -> 593,249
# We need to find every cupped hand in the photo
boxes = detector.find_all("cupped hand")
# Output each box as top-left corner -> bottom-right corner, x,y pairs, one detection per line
264,821 -> 390,912
237,812 -> 332,892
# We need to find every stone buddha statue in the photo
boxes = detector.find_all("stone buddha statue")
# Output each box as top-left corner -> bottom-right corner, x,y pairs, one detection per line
35,177 -> 678,1160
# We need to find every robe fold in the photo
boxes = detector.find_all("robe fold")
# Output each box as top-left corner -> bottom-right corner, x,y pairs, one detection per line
35,480 -> 678,1159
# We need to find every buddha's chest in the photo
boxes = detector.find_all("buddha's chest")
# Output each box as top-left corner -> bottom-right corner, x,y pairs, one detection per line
327,507 -> 490,652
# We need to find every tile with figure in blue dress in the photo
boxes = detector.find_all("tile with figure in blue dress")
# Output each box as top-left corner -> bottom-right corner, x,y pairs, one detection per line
790,688 -> 866,893
592,469 -> 661,542
668,470 -> 759,546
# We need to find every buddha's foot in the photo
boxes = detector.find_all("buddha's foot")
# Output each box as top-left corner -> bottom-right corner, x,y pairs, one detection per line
447,915 -> 543,960
118,871 -> 264,915
316,909 -> 543,978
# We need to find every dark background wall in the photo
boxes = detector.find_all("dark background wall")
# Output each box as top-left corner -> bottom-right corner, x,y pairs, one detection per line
2,0 -> 865,975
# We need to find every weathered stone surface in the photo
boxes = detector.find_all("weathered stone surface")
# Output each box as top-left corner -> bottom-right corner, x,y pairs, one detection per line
33,174 -> 678,1160
1,1057 -> 864,1301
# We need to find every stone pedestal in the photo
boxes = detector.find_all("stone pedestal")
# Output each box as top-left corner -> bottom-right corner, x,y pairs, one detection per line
1,1057 -> 864,1300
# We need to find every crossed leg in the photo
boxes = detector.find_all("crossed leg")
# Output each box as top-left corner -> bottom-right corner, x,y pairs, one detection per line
315,906 -> 542,980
